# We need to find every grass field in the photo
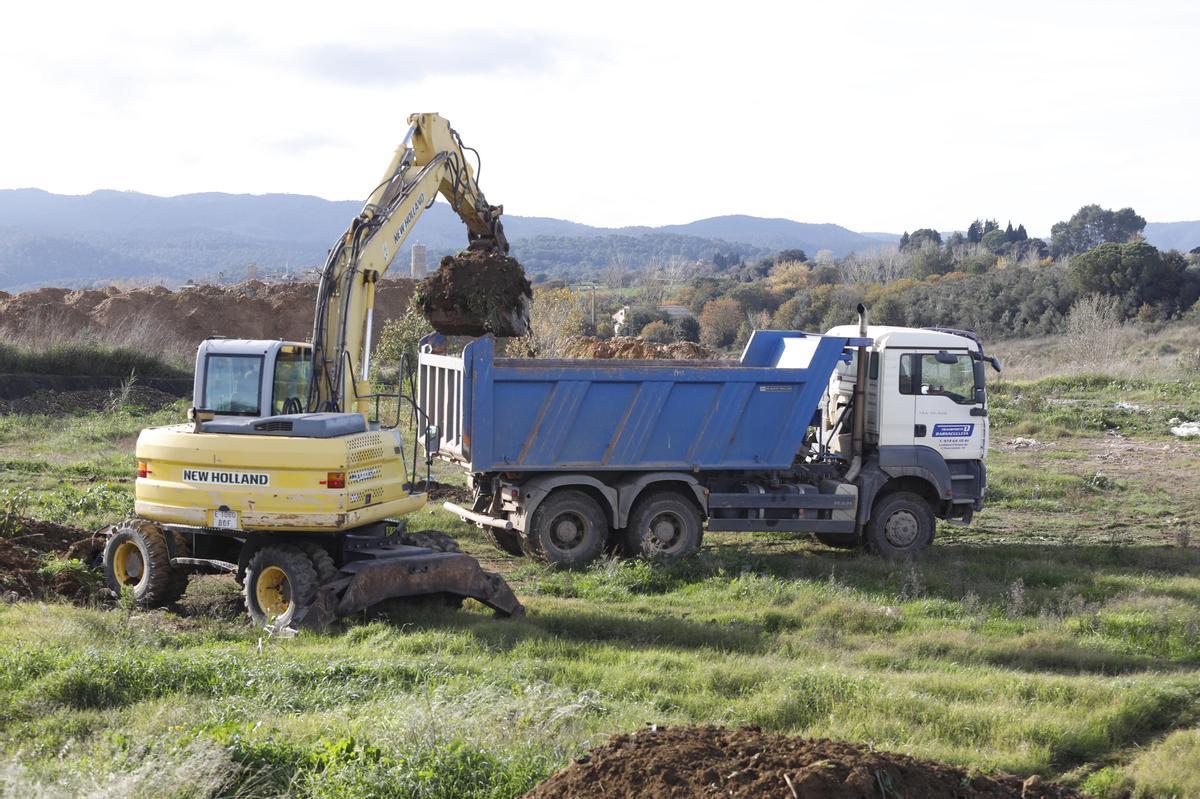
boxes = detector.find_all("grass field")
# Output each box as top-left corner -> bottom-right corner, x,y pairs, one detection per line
1,375 -> 1198,798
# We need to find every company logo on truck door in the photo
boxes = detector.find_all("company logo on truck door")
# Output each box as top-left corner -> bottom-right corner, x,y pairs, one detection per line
932,423 -> 974,438
182,469 -> 270,486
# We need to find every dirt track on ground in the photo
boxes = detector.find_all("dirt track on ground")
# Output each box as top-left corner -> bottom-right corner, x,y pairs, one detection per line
522,726 -> 1089,799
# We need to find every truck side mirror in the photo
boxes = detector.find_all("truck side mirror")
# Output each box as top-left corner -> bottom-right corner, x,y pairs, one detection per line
425,425 -> 440,452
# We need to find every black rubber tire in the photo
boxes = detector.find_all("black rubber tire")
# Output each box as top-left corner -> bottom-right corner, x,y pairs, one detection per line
524,489 -> 606,568
243,545 -> 319,627
400,530 -> 461,553
623,491 -> 703,562
865,491 -> 935,557
298,543 -> 339,584
484,527 -> 526,557
102,519 -> 187,607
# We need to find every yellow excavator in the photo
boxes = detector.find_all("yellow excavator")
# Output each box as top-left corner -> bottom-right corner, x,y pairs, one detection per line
100,113 -> 528,627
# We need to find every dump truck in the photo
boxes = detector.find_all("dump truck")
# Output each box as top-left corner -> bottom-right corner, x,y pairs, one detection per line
425,307 -> 1001,565
99,113 -> 527,627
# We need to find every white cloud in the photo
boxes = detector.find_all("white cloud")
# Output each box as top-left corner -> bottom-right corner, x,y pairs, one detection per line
0,0 -> 1196,233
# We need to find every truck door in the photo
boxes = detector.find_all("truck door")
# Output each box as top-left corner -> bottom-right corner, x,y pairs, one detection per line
878,350 -> 916,447
900,350 -> 986,459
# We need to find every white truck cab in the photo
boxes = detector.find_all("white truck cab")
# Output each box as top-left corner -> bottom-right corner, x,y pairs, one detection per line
823,324 -> 999,531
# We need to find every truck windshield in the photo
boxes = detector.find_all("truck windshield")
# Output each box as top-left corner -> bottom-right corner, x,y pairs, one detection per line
272,349 -> 312,415
900,353 -> 977,404
204,355 -> 263,415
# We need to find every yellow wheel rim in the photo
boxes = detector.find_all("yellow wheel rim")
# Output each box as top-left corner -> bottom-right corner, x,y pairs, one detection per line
255,565 -> 292,618
112,541 -> 145,587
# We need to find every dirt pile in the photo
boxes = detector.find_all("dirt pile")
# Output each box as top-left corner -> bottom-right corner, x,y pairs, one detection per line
522,726 -> 1089,799
564,336 -> 720,360
0,384 -> 181,414
0,279 -> 416,356
0,518 -> 107,604
417,251 -> 531,336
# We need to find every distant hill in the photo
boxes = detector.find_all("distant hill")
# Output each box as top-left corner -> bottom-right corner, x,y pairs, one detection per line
1144,221 -> 1200,253
0,189 -> 906,291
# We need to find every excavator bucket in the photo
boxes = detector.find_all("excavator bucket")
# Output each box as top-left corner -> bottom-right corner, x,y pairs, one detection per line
417,250 -> 533,337
295,537 -> 524,630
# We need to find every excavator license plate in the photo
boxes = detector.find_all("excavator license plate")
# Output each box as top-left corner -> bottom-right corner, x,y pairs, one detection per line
212,509 -> 239,529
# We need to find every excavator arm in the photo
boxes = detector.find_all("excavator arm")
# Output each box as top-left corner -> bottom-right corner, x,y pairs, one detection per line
309,112 -> 511,415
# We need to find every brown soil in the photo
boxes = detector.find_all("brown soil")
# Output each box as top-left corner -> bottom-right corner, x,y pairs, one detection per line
409,478 -> 471,505
0,278 -> 415,356
522,726 -> 1089,799
0,518 -> 108,604
0,385 -> 180,414
417,251 -> 532,336
564,336 -> 720,360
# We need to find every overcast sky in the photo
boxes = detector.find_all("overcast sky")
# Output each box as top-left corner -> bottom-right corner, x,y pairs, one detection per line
2,0 -> 1196,234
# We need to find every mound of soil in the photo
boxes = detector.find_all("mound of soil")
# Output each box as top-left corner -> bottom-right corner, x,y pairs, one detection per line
0,384 -> 181,414
564,336 -> 720,360
0,518 -> 107,604
0,278 -> 415,357
522,726 -> 1089,799
409,479 -> 471,505
418,251 -> 532,336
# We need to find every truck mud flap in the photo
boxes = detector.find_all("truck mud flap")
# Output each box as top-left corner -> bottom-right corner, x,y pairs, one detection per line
297,547 -> 524,629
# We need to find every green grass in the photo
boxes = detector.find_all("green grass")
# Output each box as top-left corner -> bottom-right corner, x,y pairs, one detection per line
988,374 -> 1200,439
0,383 -> 1198,797
0,341 -> 188,379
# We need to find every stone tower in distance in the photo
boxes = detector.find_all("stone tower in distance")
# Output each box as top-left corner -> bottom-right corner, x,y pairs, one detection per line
410,243 -> 428,278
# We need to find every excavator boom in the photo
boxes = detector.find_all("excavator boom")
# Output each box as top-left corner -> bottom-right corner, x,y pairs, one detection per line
309,113 -> 530,416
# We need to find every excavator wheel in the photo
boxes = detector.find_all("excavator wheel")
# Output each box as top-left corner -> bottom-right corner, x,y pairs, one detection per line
102,519 -> 189,607
298,543 -> 339,584
244,545 -> 318,628
399,530 -> 460,553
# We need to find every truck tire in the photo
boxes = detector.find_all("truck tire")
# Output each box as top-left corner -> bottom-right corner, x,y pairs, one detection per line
865,491 -> 934,557
624,491 -> 703,562
524,489 -> 606,568
102,519 -> 188,607
484,527 -> 525,557
244,545 -> 318,627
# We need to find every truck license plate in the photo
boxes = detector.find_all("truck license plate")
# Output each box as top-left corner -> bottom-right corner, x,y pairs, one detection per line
212,509 -> 239,530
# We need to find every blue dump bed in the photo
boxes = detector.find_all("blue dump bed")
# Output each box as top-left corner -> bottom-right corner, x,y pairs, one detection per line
419,331 -> 863,474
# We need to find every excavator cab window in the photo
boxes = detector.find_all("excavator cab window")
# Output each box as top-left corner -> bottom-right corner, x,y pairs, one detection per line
203,354 -> 264,416
272,348 -> 312,415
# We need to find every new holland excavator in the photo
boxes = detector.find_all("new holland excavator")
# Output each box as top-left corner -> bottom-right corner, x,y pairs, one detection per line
99,113 -> 528,628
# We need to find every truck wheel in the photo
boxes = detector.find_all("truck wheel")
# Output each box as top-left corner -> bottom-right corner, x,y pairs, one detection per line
865,492 -> 934,557
244,545 -> 318,627
524,489 -> 606,568
102,519 -> 188,607
484,527 -> 525,557
624,491 -> 703,562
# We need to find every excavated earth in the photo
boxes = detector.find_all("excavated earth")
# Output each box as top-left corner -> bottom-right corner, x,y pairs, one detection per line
0,384 -> 180,414
0,278 -> 416,355
0,518 -> 107,604
417,251 -> 532,336
564,336 -> 720,360
522,726 -> 1089,799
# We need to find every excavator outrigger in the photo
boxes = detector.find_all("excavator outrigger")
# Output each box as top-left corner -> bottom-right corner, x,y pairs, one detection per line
98,113 -> 527,628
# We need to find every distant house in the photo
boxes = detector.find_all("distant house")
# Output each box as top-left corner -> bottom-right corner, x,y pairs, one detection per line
613,304 -> 695,336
